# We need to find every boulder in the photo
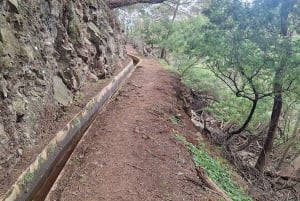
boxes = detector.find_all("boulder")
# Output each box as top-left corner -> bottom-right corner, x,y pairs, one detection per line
53,76 -> 73,106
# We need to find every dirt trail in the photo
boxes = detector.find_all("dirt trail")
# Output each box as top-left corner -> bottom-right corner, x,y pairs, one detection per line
47,52 -> 218,201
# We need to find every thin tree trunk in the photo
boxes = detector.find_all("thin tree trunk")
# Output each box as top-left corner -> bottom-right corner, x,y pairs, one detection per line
160,0 -> 180,59
255,84 -> 283,171
255,0 -> 293,172
179,55 -> 202,79
160,48 -> 167,59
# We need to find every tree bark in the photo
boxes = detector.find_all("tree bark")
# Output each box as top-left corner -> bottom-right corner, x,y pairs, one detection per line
255,81 -> 283,171
255,0 -> 294,172
159,0 -> 180,59
106,0 -> 166,8
160,47 -> 167,59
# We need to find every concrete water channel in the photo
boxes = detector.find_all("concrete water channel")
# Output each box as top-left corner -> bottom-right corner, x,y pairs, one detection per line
2,55 -> 141,201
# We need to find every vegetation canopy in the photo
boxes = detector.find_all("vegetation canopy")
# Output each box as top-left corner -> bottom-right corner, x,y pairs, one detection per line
117,0 -> 300,199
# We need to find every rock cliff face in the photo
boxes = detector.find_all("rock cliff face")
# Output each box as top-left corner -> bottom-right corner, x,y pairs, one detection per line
0,0 -> 126,181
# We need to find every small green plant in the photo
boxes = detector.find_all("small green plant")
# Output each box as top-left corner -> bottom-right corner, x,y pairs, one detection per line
169,115 -> 181,125
19,171 -> 34,189
86,101 -> 94,112
74,93 -> 83,101
74,117 -> 81,128
38,157 -> 45,168
176,134 -> 252,201
49,143 -> 57,154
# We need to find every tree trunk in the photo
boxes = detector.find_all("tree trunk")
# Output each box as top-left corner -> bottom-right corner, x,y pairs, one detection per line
160,47 -> 167,59
255,0 -> 293,172
255,83 -> 283,171
159,0 -> 180,59
105,0 -> 166,8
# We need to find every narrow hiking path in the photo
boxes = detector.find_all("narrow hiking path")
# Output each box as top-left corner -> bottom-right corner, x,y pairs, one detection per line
46,52 -> 219,201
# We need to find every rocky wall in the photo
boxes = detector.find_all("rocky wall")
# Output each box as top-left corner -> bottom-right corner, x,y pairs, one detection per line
0,0 -> 126,182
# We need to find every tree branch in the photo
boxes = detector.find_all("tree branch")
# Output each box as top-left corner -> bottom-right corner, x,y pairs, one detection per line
106,0 -> 166,8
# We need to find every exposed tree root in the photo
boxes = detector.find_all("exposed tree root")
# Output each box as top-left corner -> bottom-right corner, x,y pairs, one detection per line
195,167 -> 233,201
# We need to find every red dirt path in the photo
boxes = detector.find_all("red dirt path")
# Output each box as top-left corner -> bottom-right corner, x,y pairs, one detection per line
46,52 -> 219,201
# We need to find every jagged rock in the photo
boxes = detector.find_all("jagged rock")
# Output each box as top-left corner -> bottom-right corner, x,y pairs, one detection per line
12,98 -> 27,117
0,0 -> 127,180
88,72 -> 98,82
58,68 -> 81,91
7,0 -> 19,13
53,76 -> 73,106
0,24 -> 20,56
0,76 -> 8,98
0,123 -> 9,178
19,45 -> 35,63
0,124 -> 8,144
88,22 -> 103,38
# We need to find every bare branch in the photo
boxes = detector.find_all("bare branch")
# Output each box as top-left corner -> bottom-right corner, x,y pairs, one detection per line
106,0 -> 166,8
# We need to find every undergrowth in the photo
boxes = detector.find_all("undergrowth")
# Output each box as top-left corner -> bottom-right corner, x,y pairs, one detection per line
176,134 -> 252,201
160,60 -> 273,134
169,115 -> 181,125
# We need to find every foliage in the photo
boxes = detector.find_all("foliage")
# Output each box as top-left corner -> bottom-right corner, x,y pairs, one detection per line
160,61 -> 219,90
161,60 -> 272,131
176,134 -> 252,201
200,0 -> 300,146
169,115 -> 181,125
19,171 -> 34,189
117,4 -> 172,44
209,95 -> 273,130
117,0 -> 300,169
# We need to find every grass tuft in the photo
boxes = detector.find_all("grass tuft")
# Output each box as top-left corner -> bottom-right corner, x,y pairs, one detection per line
169,115 -> 181,125
19,171 -> 34,189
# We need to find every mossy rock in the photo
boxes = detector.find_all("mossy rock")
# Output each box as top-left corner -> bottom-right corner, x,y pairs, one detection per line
67,3 -> 83,46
